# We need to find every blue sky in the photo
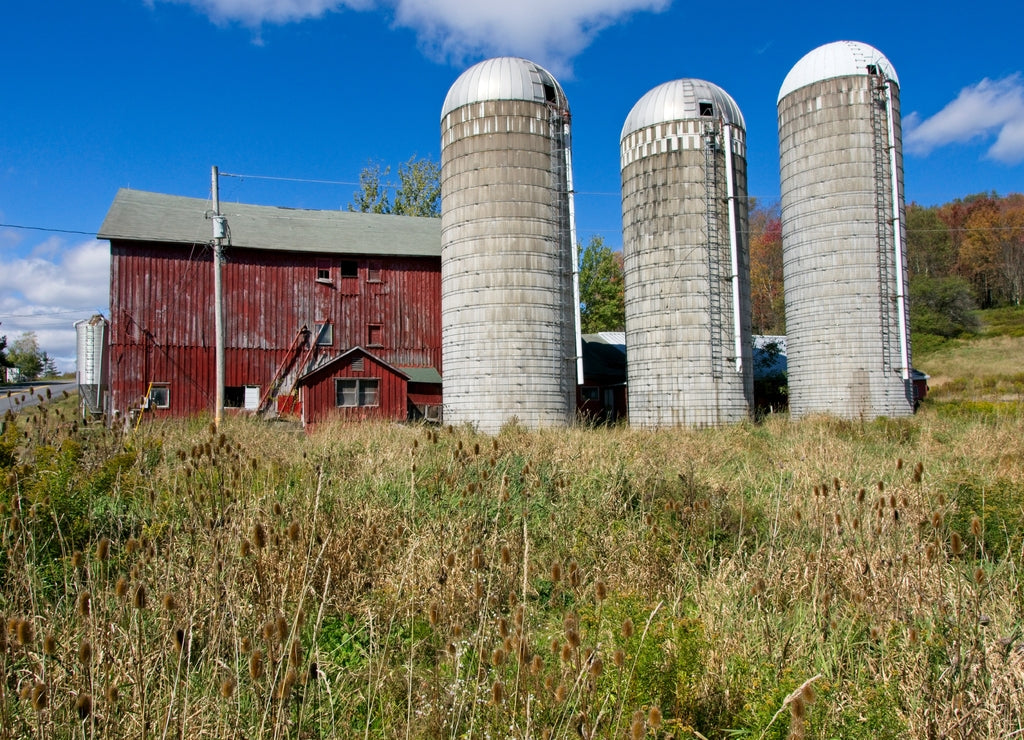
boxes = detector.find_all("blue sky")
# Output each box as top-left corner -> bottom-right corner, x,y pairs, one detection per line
2,0 -> 1021,369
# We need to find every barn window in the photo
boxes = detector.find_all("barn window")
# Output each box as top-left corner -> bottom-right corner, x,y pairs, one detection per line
367,262 -> 383,282
316,259 -> 332,283
367,324 -> 383,346
315,322 -> 333,346
148,384 -> 169,409
225,385 -> 260,409
335,378 -> 379,408
340,260 -> 358,278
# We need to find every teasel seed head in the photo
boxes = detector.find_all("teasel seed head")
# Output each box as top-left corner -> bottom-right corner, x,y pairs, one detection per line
220,677 -> 236,699
132,584 -> 146,610
790,695 -> 806,720
249,649 -> 264,680
76,693 -> 93,720
622,617 -> 635,639
79,639 -> 93,667
857,488 -> 866,503
971,516 -> 983,538
500,544 -> 511,565
30,682 -> 47,711
926,543 -> 937,563
550,561 -> 562,583
560,643 -> 573,663
497,616 -> 509,638
974,567 -> 986,585
43,632 -> 56,656
950,532 -> 964,556
428,602 -> 440,628
554,682 -> 568,703
276,669 -> 297,701
115,577 -> 129,599
71,550 -> 84,568
287,520 -> 300,543
530,654 -> 544,675
491,648 -> 506,667
16,618 -> 34,646
648,706 -> 662,730
589,656 -> 603,678
931,511 -> 943,529
252,522 -> 266,550
162,593 -> 177,612
77,590 -> 91,618
630,713 -> 645,740
491,680 -> 505,705
595,579 -> 607,602
97,537 -> 111,561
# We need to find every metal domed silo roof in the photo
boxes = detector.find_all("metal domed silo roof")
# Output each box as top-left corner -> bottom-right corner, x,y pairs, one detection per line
441,56 -> 568,117
778,40 -> 899,102
621,78 -> 745,139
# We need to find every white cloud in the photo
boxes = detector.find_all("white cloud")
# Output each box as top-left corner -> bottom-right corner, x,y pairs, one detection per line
389,0 -> 670,76
0,239 -> 110,372
905,74 -> 1024,165
150,0 -> 670,75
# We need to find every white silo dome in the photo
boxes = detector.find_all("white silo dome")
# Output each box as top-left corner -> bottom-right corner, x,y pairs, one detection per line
778,40 -> 899,102
622,78 -> 745,139
441,56 -> 568,117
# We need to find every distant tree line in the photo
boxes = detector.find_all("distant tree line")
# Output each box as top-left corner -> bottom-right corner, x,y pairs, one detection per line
348,156 -> 1021,348
746,193 -> 1024,347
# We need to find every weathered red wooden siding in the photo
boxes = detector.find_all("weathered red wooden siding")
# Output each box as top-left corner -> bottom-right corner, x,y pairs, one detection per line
300,353 -> 407,425
108,241 -> 441,419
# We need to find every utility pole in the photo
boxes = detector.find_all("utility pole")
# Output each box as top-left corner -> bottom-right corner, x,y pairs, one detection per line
211,166 -> 226,429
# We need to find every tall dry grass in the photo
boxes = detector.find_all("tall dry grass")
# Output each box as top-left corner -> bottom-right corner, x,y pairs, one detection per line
1,395 -> 1023,738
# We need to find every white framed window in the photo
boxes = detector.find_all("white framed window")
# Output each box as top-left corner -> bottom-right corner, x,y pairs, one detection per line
335,378 -> 379,408
148,384 -> 170,409
315,322 -> 333,346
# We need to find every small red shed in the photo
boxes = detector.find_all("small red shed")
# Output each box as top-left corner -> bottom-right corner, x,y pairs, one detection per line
297,347 -> 443,427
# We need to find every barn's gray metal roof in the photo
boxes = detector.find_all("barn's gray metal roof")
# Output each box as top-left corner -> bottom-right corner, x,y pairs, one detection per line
441,56 -> 568,118
622,79 -> 745,139
98,188 -> 441,257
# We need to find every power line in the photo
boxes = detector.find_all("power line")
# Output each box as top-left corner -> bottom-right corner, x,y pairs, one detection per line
0,223 -> 96,237
220,171 -> 362,187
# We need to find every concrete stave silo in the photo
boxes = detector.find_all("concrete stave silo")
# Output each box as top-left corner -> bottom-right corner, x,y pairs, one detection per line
777,41 -> 913,419
620,79 -> 753,427
440,57 -> 580,433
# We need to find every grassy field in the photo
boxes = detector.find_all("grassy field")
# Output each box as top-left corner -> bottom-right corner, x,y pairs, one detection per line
1,320 -> 1022,739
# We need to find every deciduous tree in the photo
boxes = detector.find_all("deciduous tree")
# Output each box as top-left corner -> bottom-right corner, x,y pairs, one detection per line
748,199 -> 785,335
348,156 -> 440,218
578,236 -> 625,334
9,331 -> 44,381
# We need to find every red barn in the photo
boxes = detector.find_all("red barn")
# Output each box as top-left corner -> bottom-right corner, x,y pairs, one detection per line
98,189 -> 442,425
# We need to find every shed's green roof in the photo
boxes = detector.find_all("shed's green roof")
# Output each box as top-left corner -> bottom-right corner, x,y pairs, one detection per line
400,367 -> 443,384
98,188 -> 441,257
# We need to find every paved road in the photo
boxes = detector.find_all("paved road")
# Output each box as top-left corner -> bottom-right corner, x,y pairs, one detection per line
0,381 -> 78,416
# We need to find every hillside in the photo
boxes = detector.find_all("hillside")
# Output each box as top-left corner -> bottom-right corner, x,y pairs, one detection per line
915,306 -> 1024,403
